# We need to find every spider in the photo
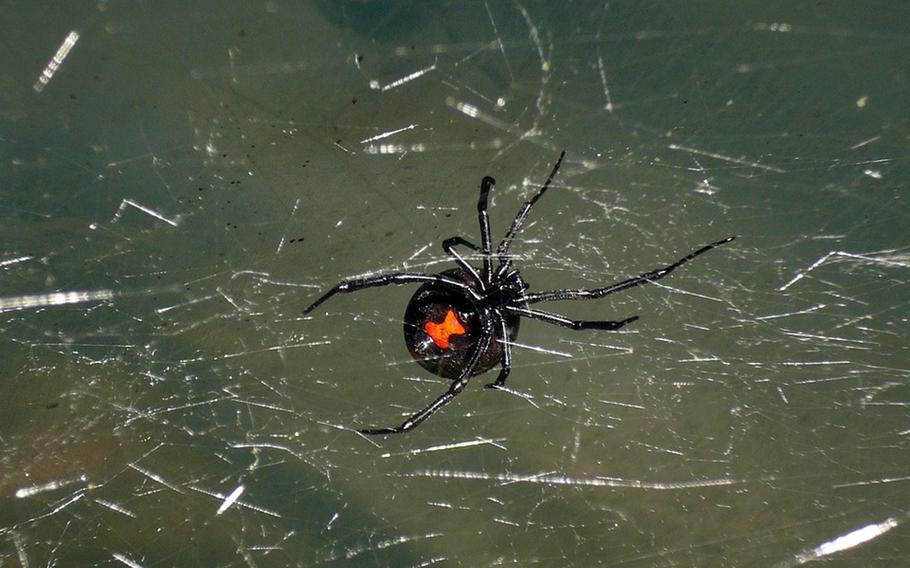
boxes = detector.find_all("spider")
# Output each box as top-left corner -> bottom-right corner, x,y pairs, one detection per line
304,151 -> 735,435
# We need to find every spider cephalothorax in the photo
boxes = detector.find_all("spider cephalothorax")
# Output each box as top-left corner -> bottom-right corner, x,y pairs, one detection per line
304,151 -> 735,434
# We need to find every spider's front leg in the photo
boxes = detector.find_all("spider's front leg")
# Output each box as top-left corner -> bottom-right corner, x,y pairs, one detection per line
522,236 -> 736,304
442,237 -> 484,287
442,236 -> 480,252
494,151 -> 565,278
303,273 -> 478,315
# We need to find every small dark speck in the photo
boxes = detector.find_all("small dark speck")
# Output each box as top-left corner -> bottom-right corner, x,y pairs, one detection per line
356,54 -> 364,63
238,29 -> 246,37
384,231 -> 394,237
45,401 -> 59,409
352,98 -> 357,105
222,153 -> 228,158
69,94 -> 77,100
445,213 -> 452,218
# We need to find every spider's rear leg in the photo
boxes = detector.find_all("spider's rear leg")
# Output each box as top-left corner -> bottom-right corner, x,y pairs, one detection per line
506,306 -> 639,331
484,313 -> 512,390
360,323 -> 494,435
359,374 -> 471,435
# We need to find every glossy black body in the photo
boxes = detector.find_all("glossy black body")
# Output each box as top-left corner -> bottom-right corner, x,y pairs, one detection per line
303,151 -> 735,434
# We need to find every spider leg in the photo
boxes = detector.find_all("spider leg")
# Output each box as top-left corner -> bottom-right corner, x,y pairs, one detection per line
506,305 -> 639,330
484,312 -> 512,390
477,176 -> 495,283
494,151 -> 565,277
443,236 -> 480,251
442,236 -> 484,288
360,318 -> 494,435
303,272 -> 479,315
521,236 -> 736,304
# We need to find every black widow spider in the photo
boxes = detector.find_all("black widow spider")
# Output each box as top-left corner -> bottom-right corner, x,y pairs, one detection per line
304,151 -> 735,435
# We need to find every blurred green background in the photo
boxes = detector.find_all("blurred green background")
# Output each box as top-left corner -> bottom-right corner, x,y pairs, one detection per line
1,2 -> 908,566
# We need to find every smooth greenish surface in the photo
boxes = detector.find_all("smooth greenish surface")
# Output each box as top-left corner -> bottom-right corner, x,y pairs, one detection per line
1,2 -> 908,566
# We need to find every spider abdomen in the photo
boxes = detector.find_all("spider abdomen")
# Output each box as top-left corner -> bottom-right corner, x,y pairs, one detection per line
403,268 -> 520,379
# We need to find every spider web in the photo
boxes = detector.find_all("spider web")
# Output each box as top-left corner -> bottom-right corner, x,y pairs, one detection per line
1,1 -> 908,566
